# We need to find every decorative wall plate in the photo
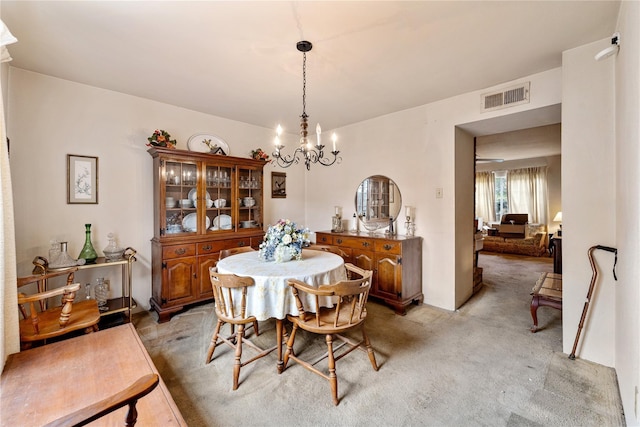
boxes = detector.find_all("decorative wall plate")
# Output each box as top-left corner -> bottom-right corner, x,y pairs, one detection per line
187,133 -> 230,155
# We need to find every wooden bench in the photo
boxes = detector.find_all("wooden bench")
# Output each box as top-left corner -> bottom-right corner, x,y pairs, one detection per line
530,272 -> 562,332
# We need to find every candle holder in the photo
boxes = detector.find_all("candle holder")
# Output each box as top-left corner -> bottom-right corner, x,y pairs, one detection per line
332,215 -> 343,233
404,206 -> 415,237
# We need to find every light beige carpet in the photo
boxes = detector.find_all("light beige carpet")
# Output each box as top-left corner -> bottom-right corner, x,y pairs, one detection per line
133,252 -> 624,426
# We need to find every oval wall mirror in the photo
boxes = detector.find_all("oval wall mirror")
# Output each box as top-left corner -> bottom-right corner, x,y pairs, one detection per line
355,175 -> 402,232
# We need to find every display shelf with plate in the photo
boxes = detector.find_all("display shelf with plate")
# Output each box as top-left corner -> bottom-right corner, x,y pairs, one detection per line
237,166 -> 263,229
148,147 -> 265,322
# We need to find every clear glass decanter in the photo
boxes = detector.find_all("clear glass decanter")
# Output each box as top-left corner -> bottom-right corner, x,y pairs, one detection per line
48,238 -> 60,263
103,232 -> 124,261
50,241 -> 86,268
94,277 -> 109,311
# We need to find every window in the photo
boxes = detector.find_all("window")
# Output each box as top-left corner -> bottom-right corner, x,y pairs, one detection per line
494,171 -> 508,222
476,167 -> 548,225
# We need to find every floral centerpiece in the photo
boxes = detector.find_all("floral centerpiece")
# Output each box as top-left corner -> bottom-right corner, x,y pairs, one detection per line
250,148 -> 270,162
147,129 -> 177,148
259,219 -> 309,262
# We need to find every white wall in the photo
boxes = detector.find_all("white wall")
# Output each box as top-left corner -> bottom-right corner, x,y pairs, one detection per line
303,68 -> 562,310
614,1 -> 640,423
562,39 -> 616,366
7,68 -> 306,310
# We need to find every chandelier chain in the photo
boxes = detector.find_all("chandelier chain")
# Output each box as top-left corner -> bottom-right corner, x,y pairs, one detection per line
302,52 -> 307,117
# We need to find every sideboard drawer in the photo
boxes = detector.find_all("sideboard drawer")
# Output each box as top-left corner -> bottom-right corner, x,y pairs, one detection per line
374,240 -> 402,255
334,236 -> 374,250
197,241 -> 226,255
316,234 -> 333,245
162,244 -> 196,259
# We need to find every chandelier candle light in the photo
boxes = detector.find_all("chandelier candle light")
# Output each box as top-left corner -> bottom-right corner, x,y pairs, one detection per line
272,41 -> 341,170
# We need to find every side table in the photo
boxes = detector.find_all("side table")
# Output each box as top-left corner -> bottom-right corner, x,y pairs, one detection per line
552,234 -> 562,273
32,247 -> 137,323
530,272 -> 562,332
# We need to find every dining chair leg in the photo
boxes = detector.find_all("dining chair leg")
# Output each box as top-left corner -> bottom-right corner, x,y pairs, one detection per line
253,320 -> 260,336
282,323 -> 299,369
232,324 -> 245,390
326,334 -> 339,405
361,325 -> 378,371
205,319 -> 223,364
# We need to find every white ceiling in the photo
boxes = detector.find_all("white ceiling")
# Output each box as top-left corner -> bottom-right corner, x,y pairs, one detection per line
1,1 -> 620,137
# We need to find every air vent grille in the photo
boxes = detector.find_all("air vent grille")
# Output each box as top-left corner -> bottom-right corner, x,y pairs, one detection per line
481,82 -> 530,112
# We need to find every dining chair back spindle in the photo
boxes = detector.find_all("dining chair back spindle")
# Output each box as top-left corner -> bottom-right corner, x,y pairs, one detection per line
282,263 -> 378,405
218,246 -> 256,260
305,244 -> 350,262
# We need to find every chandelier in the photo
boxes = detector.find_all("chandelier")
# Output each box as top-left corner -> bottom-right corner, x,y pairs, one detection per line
272,41 -> 341,170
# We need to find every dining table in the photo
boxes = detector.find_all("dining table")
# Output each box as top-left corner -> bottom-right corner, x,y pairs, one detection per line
215,248 -> 346,372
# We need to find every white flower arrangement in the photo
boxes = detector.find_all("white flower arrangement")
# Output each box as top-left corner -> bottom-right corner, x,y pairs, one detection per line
258,219 -> 310,262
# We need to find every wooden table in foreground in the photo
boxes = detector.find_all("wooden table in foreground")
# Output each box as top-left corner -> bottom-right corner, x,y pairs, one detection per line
1,323 -> 186,426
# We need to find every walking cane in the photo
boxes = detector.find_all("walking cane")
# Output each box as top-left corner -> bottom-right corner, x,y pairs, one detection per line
569,245 -> 618,360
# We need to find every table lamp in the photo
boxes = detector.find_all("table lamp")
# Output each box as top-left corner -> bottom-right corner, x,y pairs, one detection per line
553,211 -> 562,236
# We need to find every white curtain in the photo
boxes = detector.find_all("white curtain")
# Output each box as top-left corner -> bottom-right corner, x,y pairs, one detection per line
507,167 -> 548,224
475,172 -> 495,224
1,19 -> 18,367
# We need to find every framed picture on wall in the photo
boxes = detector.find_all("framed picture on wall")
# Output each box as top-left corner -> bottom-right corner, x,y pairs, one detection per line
271,171 -> 286,198
67,154 -> 98,204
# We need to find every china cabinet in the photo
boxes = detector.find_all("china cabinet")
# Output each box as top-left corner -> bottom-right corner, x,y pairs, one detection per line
148,147 -> 265,322
315,231 -> 423,315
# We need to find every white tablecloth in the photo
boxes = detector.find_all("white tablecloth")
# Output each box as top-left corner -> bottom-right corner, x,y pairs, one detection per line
216,249 -> 346,321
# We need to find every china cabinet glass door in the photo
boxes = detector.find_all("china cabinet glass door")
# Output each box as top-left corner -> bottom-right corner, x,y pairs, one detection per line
205,163 -> 234,233
237,166 -> 262,230
164,160 -> 198,235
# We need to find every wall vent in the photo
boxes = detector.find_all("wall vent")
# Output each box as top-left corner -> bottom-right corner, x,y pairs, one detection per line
481,82 -> 530,112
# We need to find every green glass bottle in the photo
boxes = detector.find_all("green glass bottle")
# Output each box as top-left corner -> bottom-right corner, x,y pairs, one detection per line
78,223 -> 98,264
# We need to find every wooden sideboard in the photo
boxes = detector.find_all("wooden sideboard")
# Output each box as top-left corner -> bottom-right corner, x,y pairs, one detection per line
316,231 -> 423,315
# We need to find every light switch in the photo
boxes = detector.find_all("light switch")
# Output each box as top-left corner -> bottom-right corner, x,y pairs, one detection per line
436,188 -> 443,199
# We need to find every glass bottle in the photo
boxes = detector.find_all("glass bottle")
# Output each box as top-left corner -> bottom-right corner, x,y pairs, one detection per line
95,277 -> 108,311
50,241 -> 85,268
103,232 -> 124,261
78,224 -> 98,264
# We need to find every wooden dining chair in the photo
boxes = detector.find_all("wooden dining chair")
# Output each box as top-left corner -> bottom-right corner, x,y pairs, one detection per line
218,246 -> 256,260
205,269 -> 278,390
43,373 -> 159,427
282,263 -> 378,405
17,268 -> 101,350
306,244 -> 349,261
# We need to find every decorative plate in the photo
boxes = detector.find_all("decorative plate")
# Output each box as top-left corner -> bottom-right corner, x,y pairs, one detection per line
182,213 -> 211,232
187,133 -> 230,156
213,214 -> 232,230
188,188 -> 211,204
